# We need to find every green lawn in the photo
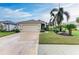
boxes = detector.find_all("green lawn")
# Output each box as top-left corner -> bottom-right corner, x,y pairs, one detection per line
0,32 -> 15,37
39,31 -> 79,44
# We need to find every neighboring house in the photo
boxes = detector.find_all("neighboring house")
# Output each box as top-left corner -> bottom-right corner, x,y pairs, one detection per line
18,20 -> 47,31
0,21 -> 17,31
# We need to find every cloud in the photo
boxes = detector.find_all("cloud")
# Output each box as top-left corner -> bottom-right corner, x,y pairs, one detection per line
0,3 -> 78,23
29,10 -> 51,22
37,4 -> 79,23
29,3 -> 79,23
0,7 -> 32,22
60,4 -> 74,8
30,4 -> 76,23
29,5 -> 52,22
63,4 -> 79,22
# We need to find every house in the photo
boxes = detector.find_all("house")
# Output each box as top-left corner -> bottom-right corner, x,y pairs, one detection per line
18,20 -> 47,32
0,21 -> 17,31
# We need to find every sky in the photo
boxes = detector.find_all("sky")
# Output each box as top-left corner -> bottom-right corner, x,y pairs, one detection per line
0,3 -> 79,23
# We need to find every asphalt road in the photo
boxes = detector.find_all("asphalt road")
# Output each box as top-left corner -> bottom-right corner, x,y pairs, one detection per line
0,33 -> 21,55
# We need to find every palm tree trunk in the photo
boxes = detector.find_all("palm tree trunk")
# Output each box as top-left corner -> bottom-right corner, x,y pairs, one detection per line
59,26 -> 62,32
59,24 -> 62,32
69,29 -> 72,36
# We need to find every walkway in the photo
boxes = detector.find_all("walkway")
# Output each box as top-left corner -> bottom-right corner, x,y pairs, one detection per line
38,44 -> 79,55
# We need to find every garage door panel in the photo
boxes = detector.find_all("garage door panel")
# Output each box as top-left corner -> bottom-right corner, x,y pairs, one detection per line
22,26 -> 41,32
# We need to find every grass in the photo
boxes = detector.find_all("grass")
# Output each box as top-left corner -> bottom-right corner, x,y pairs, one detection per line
72,31 -> 79,36
39,31 -> 79,44
0,32 -> 15,37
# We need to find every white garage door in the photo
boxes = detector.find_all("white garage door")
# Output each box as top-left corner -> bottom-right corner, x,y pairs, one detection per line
22,25 -> 41,32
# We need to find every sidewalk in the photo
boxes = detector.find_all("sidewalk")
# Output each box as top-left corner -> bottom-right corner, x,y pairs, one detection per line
38,44 -> 79,55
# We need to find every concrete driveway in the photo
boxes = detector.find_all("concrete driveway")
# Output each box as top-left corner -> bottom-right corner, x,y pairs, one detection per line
38,44 -> 79,55
19,32 -> 39,55
0,31 -> 39,55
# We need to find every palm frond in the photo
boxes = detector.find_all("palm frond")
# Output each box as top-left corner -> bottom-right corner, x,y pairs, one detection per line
52,18 -> 55,26
49,18 -> 53,26
50,8 -> 58,17
64,11 -> 70,21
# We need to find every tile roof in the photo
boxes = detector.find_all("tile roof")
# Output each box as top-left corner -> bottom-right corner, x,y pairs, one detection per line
0,21 -> 17,25
18,20 -> 47,24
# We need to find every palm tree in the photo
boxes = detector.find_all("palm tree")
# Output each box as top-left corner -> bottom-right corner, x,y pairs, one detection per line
50,4 -> 70,31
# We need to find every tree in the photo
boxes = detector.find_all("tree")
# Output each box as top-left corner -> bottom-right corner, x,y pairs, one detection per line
66,24 -> 76,36
50,6 -> 70,31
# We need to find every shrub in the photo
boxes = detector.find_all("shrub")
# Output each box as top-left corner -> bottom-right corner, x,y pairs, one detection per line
0,29 -> 7,32
53,26 -> 60,33
53,29 -> 59,33
11,29 -> 20,33
65,24 -> 76,35
45,25 -> 49,31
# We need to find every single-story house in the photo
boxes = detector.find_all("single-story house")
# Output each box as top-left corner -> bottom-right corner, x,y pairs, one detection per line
0,21 -> 17,31
18,20 -> 47,32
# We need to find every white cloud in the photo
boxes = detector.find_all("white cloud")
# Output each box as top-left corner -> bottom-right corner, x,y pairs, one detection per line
0,7 -> 32,22
39,12 -> 50,22
21,4 -> 79,23
31,4 -> 78,23
29,11 -> 50,22
63,4 -> 79,22
1,4 -> 79,23
45,3 -> 79,23
15,8 -> 24,12
41,4 -> 79,23
30,6 -> 52,22
60,4 -> 74,8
